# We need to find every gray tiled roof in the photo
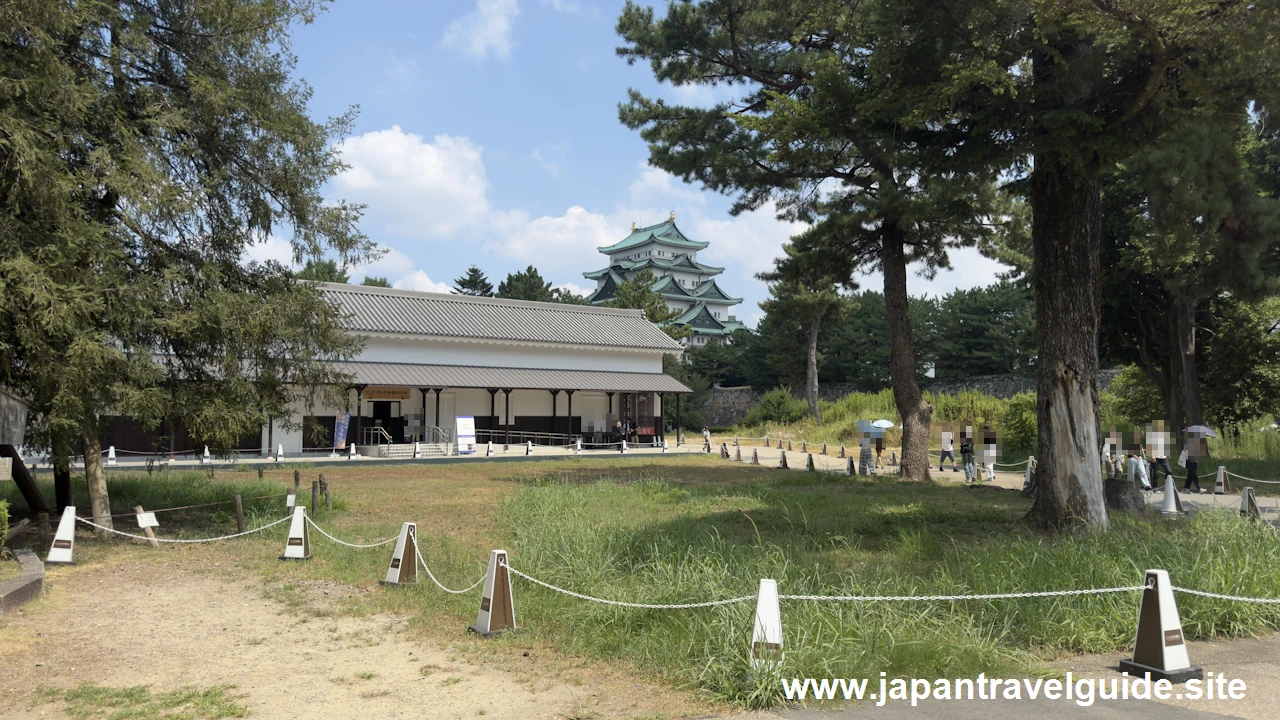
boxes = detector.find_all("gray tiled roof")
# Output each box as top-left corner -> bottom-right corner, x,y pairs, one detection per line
330,361 -> 691,393
319,283 -> 683,351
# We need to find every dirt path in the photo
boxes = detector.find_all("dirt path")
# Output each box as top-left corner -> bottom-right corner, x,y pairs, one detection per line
0,560 -> 682,719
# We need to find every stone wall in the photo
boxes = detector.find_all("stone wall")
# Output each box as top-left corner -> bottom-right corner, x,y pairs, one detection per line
706,386 -> 758,427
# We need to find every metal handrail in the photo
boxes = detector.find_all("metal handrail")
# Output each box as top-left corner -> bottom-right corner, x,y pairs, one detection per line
361,426 -> 394,446
420,425 -> 450,444
475,429 -> 578,446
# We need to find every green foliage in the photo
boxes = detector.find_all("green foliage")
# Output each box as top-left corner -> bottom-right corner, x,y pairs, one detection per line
821,291 -> 936,390
37,682 -> 248,719
551,287 -> 591,305
931,282 -> 1036,379
662,355 -> 709,431
0,499 -> 8,543
1103,366 -> 1165,430
1000,392 -> 1038,453
606,269 -> 691,341
360,276 -> 391,288
497,476 -> 1280,706
0,0 -> 375,460
1200,297 -> 1280,431
453,265 -> 494,297
496,265 -> 556,302
296,259 -> 350,284
741,388 -> 808,426
925,390 -> 1008,428
819,389 -> 898,425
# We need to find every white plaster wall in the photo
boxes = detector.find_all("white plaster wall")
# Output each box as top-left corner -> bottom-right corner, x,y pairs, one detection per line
356,336 -> 664,374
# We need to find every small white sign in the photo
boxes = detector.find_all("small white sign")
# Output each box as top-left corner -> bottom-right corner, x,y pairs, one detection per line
136,512 -> 159,529
286,494 -> 296,508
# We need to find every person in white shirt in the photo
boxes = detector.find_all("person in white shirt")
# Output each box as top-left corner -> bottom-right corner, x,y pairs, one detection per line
939,427 -> 957,472
1145,420 -> 1175,484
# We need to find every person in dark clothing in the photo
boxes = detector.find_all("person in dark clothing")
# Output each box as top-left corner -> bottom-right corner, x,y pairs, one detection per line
959,428 -> 976,483
1185,434 -> 1205,494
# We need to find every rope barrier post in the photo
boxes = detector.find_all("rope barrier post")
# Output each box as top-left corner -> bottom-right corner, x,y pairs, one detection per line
107,446 -> 117,467
234,494 -> 245,534
46,506 -> 76,565
846,456 -> 854,477
1241,486 -> 1261,520
322,475 -> 331,511
751,448 -> 759,465
133,505 -> 160,548
778,450 -> 789,470
750,579 -> 784,673
293,469 -> 300,496
311,481 -> 319,516
1215,466 -> 1231,495
279,506 -> 311,561
37,511 -> 49,549
469,550 -> 515,637
1024,456 -> 1036,491
1160,475 -> 1185,516
806,453 -> 815,472
1119,570 -> 1202,683
821,441 -> 828,456
381,522 -> 418,587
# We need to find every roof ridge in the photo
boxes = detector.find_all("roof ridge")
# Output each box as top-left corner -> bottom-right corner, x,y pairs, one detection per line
317,282 -> 644,318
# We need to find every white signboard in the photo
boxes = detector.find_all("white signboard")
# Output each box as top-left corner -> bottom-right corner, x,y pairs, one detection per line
286,494 -> 296,508
455,416 -> 476,455
136,512 -> 159,529
0,457 -> 11,481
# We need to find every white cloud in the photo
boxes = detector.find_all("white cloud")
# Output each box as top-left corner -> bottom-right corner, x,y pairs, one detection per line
395,270 -> 455,294
627,165 -> 706,205
334,126 -> 489,240
531,143 -> 569,178
486,205 -> 622,273
555,282 -> 591,297
442,0 -> 520,61
540,0 -> 581,13
244,234 -> 297,267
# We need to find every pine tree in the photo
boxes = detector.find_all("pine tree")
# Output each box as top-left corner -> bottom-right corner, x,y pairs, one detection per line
361,276 -> 391,288
496,266 -> 555,302
453,265 -> 495,296
297,259 -> 350,283
607,270 -> 692,341
0,0 -> 374,530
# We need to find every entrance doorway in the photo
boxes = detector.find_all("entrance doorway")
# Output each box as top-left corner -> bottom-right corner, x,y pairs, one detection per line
370,401 -> 404,442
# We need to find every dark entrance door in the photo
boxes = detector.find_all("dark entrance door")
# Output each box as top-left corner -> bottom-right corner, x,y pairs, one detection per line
370,401 -> 404,442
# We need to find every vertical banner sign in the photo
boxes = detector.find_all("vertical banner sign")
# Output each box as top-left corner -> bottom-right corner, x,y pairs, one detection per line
333,413 -> 351,451
456,416 -> 476,455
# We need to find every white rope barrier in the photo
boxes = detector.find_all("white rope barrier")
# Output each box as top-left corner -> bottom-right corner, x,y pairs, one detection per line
777,585 -> 1150,602
75,515 -> 290,543
993,459 -> 1030,467
305,517 -> 397,548
1226,470 -> 1280,484
1172,586 -> 1280,605
506,565 -> 757,609
412,544 -> 485,594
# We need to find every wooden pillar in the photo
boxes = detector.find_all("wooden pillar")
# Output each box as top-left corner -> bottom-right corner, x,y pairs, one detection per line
489,389 -> 498,445
550,390 -> 560,443
504,389 -> 512,449
676,394 -> 682,446
566,390 -> 575,441
353,384 -> 366,449
657,392 -> 664,442
434,388 -> 441,430
420,388 -> 430,441
169,417 -> 177,461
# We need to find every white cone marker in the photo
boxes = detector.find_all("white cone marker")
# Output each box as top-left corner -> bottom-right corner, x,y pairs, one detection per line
413,441 -> 422,459
279,506 -> 311,561
107,446 -> 117,467
486,441 -> 494,457
778,450 -> 788,470
46,506 -> 77,565
525,441 -> 533,456
381,522 -> 419,586
275,443 -> 284,462
469,550 -> 515,637
201,446 -> 211,465
750,579 -> 784,672
1119,569 -> 1202,683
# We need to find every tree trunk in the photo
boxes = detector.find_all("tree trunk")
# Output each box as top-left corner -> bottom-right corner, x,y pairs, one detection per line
83,433 -> 112,535
805,315 -> 821,422
1027,157 -> 1108,530
1174,296 -> 1204,427
881,229 -> 932,481
52,433 -> 73,514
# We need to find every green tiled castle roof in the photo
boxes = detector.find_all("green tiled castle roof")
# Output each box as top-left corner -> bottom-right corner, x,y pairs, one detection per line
597,219 -> 709,254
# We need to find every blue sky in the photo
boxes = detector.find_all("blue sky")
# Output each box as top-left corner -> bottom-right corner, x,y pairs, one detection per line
247,0 -> 1007,326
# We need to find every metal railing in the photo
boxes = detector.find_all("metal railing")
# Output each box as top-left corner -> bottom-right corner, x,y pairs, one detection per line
475,429 -> 578,447
361,426 -> 395,447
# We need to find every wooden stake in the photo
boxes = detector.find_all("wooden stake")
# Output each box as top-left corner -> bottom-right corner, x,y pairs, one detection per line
234,494 -> 245,534
37,511 -> 49,548
257,467 -> 263,480
293,469 -> 300,494
134,505 -> 159,548
323,476 -> 331,511
311,480 -> 319,516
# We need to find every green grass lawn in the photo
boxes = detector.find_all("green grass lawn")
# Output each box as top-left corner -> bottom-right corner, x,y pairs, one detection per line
8,457 -> 1280,708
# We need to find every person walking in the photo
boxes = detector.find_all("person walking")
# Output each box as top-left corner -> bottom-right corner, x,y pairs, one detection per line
981,424 -> 998,482
1146,420 -> 1176,484
1127,444 -> 1153,491
701,426 -> 711,452
959,428 -> 976,483
1184,434 -> 1205,494
858,423 -> 874,476
939,426 -> 957,472
873,434 -> 885,471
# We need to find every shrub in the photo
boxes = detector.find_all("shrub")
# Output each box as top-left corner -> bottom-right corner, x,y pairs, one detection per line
0,499 -> 7,543
1001,392 -> 1037,452
927,389 -> 1008,426
742,387 -> 809,426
